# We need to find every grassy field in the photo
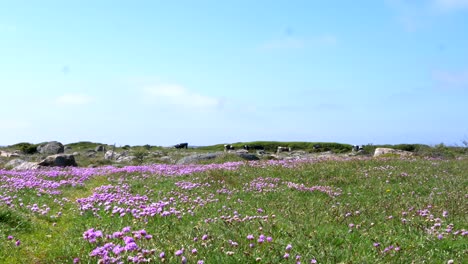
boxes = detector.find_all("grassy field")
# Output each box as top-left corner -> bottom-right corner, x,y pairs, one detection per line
0,156 -> 466,263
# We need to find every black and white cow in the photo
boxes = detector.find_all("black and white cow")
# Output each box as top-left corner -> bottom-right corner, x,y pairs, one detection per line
277,146 -> 292,153
174,143 -> 188,149
224,144 -> 235,152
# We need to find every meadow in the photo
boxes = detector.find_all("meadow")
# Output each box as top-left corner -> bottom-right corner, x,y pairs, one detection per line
0,156 -> 466,263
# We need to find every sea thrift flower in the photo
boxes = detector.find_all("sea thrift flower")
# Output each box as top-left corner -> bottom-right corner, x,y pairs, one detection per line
311,259 -> 317,263
247,234 -> 254,240
159,252 -> 165,258
286,244 -> 292,251
197,261 -> 204,264
182,256 -> 187,264
73,258 -> 80,263
373,242 -> 380,247
175,249 -> 184,256
15,240 -> 21,246
192,248 -> 198,254
7,235 -> 13,240
202,234 -> 208,240
266,236 -> 273,242
284,253 -> 290,259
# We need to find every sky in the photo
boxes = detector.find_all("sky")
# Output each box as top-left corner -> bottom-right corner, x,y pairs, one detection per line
1,0 -> 467,147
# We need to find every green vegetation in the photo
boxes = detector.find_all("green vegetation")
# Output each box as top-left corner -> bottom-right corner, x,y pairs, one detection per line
0,157 -> 466,263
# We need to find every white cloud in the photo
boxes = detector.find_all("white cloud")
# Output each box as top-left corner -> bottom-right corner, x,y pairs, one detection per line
433,69 -> 468,89
434,0 -> 468,10
143,84 -> 222,110
56,94 -> 94,105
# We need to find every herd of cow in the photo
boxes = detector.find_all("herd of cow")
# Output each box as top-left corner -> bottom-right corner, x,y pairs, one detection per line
173,142 -> 364,153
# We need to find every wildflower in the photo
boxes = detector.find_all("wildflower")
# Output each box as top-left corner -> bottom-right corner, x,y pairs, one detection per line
175,249 -> 184,256
73,258 -> 80,263
437,234 -> 443,240
159,252 -> 165,258
15,240 -> 21,246
202,234 -> 208,240
311,259 -> 317,263
443,211 -> 448,217
7,235 -> 13,240
192,248 -> 198,254
266,236 -> 273,242
247,234 -> 254,240
226,251 -> 234,256
284,253 -> 290,259
197,261 -> 204,264
373,242 -> 380,247
249,243 -> 255,248
182,256 -> 187,264
286,244 -> 292,251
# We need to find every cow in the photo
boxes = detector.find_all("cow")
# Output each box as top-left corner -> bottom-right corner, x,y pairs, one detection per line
224,144 -> 235,152
174,143 -> 188,149
277,146 -> 292,153
353,145 -> 364,152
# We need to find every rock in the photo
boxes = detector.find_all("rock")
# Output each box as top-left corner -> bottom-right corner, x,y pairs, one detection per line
116,156 -> 135,163
236,149 -> 249,154
0,151 -> 20,158
374,148 -> 413,157
95,145 -> 106,152
38,154 -> 77,167
237,153 -> 260,161
86,150 -> 97,157
5,159 -> 25,168
37,141 -> 64,155
104,150 -> 116,160
176,152 -> 223,165
256,150 -> 266,155
73,152 -> 80,156
158,156 -> 173,163
13,162 -> 41,170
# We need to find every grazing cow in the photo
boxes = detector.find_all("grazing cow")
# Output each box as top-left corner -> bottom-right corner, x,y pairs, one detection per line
243,145 -> 264,151
353,145 -> 364,152
174,143 -> 188,149
224,144 -> 235,152
313,144 -> 321,150
277,146 -> 292,153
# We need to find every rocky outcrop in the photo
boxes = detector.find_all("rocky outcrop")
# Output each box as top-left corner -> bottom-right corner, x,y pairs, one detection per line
177,153 -> 223,165
237,153 -> 260,161
5,159 -> 26,169
37,141 -> 64,155
95,145 -> 106,152
374,148 -> 413,157
38,154 -> 77,167
0,151 -> 20,158
12,161 -> 41,170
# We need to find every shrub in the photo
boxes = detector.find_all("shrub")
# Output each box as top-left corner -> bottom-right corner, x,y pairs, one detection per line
10,142 -> 37,154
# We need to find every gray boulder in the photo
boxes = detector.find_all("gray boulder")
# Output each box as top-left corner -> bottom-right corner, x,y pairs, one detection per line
95,145 -> 106,152
37,141 -> 64,155
5,159 -> 26,169
86,150 -> 97,157
237,153 -> 260,161
176,152 -> 223,165
13,161 -> 41,170
38,154 -> 77,167
374,148 -> 413,157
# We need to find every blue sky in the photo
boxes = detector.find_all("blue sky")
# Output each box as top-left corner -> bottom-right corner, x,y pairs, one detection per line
1,0 -> 467,146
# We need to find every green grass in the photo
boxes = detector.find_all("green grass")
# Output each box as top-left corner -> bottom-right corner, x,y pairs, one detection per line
0,158 -> 467,263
